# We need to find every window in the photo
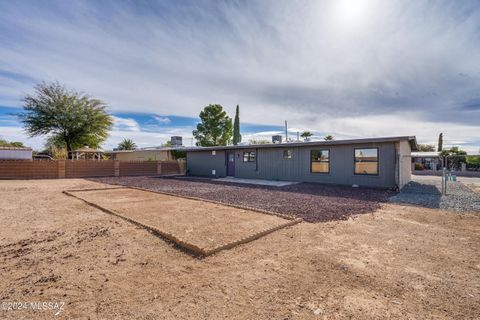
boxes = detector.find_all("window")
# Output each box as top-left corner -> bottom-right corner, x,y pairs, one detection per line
311,150 -> 329,173
354,148 -> 378,175
243,151 -> 255,162
283,150 -> 292,159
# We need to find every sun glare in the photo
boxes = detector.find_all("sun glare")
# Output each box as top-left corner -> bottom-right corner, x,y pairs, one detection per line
335,0 -> 372,27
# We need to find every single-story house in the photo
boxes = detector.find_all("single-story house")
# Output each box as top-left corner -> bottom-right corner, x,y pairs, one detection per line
411,151 -> 442,171
0,146 -> 32,160
184,136 -> 418,189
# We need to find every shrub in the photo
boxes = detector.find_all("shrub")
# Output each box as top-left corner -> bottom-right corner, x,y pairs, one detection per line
414,163 -> 425,170
171,150 -> 186,159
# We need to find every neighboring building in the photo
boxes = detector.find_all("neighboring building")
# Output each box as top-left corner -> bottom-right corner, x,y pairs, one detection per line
70,146 -> 104,160
411,151 -> 441,171
0,147 -> 32,160
107,148 -> 176,161
184,136 -> 418,189
411,151 -> 480,176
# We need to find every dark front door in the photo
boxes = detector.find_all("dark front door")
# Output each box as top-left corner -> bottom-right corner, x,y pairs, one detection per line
227,151 -> 235,176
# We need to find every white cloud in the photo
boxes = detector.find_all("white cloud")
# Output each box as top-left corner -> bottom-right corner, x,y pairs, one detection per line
153,116 -> 171,124
111,116 -> 140,132
106,126 -> 195,150
0,126 -> 45,148
0,124 -> 196,151
0,1 -> 479,151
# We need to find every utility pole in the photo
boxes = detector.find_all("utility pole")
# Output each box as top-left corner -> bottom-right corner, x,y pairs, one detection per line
285,120 -> 288,142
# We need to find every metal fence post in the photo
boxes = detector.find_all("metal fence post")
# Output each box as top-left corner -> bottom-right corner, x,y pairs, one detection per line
442,167 -> 445,195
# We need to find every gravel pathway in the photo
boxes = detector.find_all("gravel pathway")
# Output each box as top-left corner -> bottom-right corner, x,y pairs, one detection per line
90,176 -> 393,223
389,177 -> 480,212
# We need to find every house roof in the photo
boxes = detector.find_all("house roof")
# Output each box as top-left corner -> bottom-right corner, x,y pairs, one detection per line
412,151 -> 440,157
0,146 -> 32,151
184,136 -> 418,152
71,146 -> 104,153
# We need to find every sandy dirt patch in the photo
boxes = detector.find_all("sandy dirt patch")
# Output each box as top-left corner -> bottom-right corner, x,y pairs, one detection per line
0,179 -> 479,319
66,187 -> 295,255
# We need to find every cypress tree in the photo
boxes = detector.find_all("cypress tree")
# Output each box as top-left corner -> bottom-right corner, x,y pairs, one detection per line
437,133 -> 443,152
233,104 -> 242,145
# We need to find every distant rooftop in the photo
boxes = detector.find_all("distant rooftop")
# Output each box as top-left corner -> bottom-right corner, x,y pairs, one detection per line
0,146 -> 32,151
106,146 -> 187,153
412,151 -> 440,157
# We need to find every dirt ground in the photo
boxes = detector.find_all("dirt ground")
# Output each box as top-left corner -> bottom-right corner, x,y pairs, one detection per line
0,179 -> 479,319
67,187 -> 293,254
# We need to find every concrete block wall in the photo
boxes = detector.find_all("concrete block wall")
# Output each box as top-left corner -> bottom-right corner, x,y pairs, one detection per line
0,160 -> 58,179
0,160 -> 182,179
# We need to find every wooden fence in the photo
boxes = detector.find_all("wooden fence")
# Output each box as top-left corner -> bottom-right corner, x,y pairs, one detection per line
0,160 -> 184,179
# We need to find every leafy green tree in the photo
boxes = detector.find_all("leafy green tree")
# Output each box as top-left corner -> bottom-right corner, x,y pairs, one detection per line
439,146 -> 466,157
437,133 -> 443,151
249,138 -> 271,145
117,138 -> 137,150
0,139 -> 25,147
300,131 -> 313,140
19,82 -> 113,157
324,135 -> 334,141
8,141 -> 25,147
418,144 -> 436,152
232,105 -> 242,145
466,155 -> 480,171
193,104 -> 232,146
440,146 -> 466,170
47,132 -> 104,151
466,156 -> 480,165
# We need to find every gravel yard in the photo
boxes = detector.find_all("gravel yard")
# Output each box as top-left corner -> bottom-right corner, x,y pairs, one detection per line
91,176 -> 394,223
390,175 -> 480,212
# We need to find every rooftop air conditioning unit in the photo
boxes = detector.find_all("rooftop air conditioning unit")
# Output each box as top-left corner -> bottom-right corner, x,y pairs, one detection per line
272,135 -> 283,144
170,136 -> 183,146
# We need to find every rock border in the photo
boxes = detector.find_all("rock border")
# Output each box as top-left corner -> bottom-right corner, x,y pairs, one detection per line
63,187 -> 302,257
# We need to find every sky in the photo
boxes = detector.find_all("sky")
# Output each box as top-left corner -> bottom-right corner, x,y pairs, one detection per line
0,0 -> 479,152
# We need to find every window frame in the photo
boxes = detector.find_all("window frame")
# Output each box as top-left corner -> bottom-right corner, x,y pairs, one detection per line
283,149 -> 293,159
243,151 -> 256,163
354,147 -> 379,176
310,149 -> 330,174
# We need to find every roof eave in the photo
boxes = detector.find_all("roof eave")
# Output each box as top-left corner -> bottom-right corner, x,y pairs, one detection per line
183,136 -> 419,152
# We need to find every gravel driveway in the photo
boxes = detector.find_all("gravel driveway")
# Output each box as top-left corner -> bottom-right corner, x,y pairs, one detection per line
390,175 -> 480,212
91,176 -> 393,223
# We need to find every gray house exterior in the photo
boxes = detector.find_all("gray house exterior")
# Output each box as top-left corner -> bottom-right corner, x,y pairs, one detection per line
185,136 -> 418,189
